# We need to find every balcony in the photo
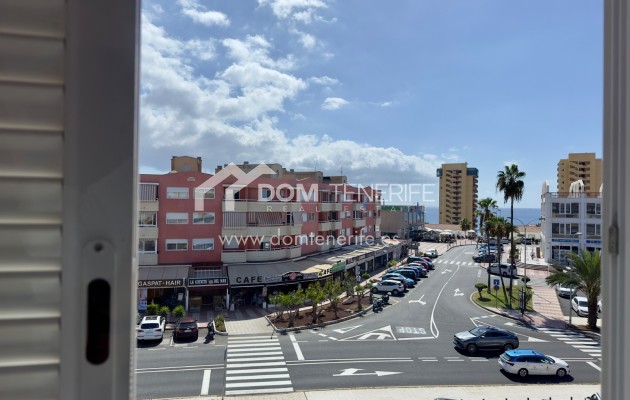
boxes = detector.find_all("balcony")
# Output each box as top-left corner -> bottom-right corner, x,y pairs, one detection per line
221,246 -> 302,263
318,221 -> 333,231
138,226 -> 158,239
222,224 -> 302,237
139,200 -> 159,212
354,203 -> 363,210
353,218 -> 366,228
319,202 -> 334,212
222,200 -> 303,213
138,253 -> 157,266
331,221 -> 342,230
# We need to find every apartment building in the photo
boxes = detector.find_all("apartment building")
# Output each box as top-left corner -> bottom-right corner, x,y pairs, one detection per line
557,153 -> 603,193
540,180 -> 603,264
380,205 -> 425,239
138,157 -> 401,312
436,162 -> 479,227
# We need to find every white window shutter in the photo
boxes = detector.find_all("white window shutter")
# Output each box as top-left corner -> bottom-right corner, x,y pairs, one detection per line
0,1 -> 139,400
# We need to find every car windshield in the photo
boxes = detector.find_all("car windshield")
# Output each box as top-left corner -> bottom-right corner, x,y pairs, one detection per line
179,322 -> 196,329
469,327 -> 486,336
578,300 -> 588,306
140,323 -> 159,329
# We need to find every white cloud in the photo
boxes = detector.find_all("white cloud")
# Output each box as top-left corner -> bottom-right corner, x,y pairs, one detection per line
308,76 -> 338,85
380,101 -> 393,107
297,31 -> 317,49
178,0 -> 230,27
139,11 -> 442,194
258,0 -> 328,21
321,97 -> 348,110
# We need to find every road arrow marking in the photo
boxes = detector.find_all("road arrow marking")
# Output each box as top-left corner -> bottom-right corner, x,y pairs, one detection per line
333,368 -> 402,377
333,325 -> 362,334
408,295 -> 426,305
454,288 -> 464,296
442,269 -> 452,274
342,325 -> 396,341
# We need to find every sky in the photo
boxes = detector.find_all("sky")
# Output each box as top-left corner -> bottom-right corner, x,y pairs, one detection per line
139,0 -> 603,209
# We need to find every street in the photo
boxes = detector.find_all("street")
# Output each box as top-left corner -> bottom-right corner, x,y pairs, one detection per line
135,244 -> 601,398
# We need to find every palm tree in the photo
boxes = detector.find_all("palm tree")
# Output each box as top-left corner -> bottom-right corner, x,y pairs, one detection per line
546,250 -> 601,329
496,164 -> 526,266
460,217 -> 472,234
477,198 -> 498,293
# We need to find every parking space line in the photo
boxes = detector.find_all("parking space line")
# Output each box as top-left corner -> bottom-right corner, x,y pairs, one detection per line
200,369 -> 211,395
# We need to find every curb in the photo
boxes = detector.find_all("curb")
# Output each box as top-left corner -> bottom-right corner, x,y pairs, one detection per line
267,306 -> 372,333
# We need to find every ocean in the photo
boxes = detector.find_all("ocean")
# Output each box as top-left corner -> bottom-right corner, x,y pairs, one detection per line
423,207 -> 542,226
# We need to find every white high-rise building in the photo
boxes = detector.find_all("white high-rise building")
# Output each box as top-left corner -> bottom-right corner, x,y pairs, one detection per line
540,180 -> 602,264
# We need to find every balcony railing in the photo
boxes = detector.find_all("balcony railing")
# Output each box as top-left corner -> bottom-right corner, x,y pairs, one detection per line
221,246 -> 302,263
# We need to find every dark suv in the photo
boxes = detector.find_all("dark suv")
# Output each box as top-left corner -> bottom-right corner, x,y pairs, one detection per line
173,317 -> 199,341
453,325 -> 519,354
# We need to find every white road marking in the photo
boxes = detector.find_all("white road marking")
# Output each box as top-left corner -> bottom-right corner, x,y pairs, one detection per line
587,361 -> 601,371
289,333 -> 305,361
226,367 -> 288,375
229,346 -> 282,353
200,369 -> 211,395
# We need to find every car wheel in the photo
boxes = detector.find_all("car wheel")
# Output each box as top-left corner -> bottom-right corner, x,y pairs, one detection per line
556,368 -> 567,378
371,287 -> 378,294
193,334 -> 198,341
392,289 -> 400,296
518,368 -> 528,377
503,343 -> 514,351
466,343 -> 477,354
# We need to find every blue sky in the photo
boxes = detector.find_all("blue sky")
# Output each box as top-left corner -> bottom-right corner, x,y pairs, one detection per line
139,0 -> 603,208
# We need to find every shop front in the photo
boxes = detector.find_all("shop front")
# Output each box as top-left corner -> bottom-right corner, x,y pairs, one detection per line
227,261 -> 321,309
137,265 -> 189,312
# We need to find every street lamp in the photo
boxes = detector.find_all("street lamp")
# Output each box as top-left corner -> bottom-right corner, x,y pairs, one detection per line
511,217 -> 542,312
568,231 -> 583,326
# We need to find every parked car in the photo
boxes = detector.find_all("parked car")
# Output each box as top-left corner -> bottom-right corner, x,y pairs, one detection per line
399,265 -> 427,278
391,268 -> 420,281
489,263 -> 518,277
555,282 -> 576,298
571,296 -> 589,317
425,249 -> 438,258
453,325 -> 519,354
137,315 -> 166,341
501,237 -> 510,244
498,349 -> 570,378
473,253 -> 496,263
371,279 -> 405,296
173,317 -> 199,341
382,273 -> 414,288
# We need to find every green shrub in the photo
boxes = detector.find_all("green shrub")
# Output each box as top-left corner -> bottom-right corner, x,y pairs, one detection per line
146,301 -> 159,316
475,283 -> 488,299
158,305 -> 170,319
214,314 -> 226,332
172,305 -> 186,319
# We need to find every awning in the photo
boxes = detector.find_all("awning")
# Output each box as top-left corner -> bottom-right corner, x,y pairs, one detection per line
227,260 -> 320,287
137,265 -> 190,288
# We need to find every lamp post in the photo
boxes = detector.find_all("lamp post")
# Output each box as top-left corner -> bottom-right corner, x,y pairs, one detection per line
568,231 -> 583,326
511,217 -> 542,283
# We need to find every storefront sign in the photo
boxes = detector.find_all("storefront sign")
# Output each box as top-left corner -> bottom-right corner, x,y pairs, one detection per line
187,278 -> 228,287
282,271 -> 304,282
235,275 -> 265,284
331,261 -> 346,273
137,279 -> 183,288
586,240 -> 602,245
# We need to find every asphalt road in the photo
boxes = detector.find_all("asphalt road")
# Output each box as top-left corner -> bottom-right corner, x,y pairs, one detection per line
135,244 -> 601,398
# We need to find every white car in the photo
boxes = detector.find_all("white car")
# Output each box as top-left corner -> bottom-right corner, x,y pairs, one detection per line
137,315 -> 166,341
571,296 -> 589,317
489,263 -> 518,277
555,282 -> 576,298
499,349 -> 570,378
425,249 -> 438,258
371,279 -> 405,296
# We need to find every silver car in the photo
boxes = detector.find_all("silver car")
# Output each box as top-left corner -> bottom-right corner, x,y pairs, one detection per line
555,282 -> 576,298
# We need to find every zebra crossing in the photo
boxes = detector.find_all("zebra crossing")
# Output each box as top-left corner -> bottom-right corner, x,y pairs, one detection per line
224,335 -> 293,396
435,259 -> 479,267
538,327 -> 601,359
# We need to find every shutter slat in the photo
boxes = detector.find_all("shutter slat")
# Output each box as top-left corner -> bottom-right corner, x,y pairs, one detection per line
0,131 -> 63,178
0,179 -> 62,225
0,0 -> 64,38
0,83 -> 63,130
0,34 -> 64,84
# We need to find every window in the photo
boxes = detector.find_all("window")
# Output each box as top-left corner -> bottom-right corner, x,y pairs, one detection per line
259,187 -> 272,200
308,212 -> 316,221
166,239 -> 188,251
167,187 -> 189,199
297,235 -> 308,245
139,183 -> 158,201
586,202 -> 601,216
551,223 -> 580,235
166,212 -> 188,224
193,212 -> 215,224
138,239 -> 156,253
192,238 -> 214,250
194,187 -> 215,199
586,224 -> 601,236
138,211 -> 157,226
